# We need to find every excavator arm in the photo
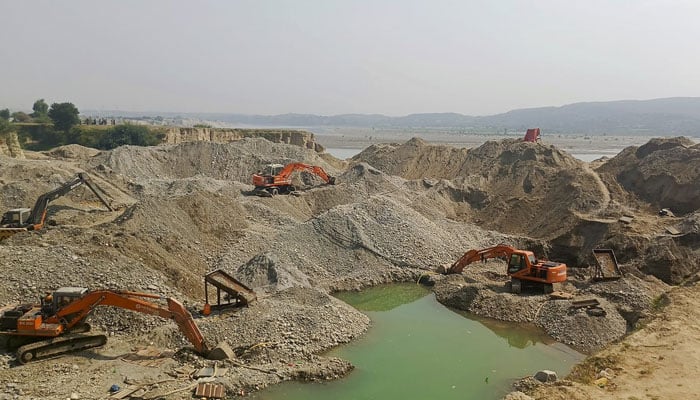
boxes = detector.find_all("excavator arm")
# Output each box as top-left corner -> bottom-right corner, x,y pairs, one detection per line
49,290 -> 209,355
26,172 -> 113,230
278,163 -> 336,184
445,244 -> 516,274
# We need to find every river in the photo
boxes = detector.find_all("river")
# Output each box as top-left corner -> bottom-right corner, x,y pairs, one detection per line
325,147 -> 620,162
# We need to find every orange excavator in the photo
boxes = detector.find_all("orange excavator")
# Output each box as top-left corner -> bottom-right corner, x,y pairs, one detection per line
0,287 -> 215,363
440,244 -> 567,293
0,172 -> 113,240
252,162 -> 335,196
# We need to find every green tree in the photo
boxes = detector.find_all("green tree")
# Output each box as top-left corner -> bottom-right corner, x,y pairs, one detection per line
0,108 -> 9,120
32,99 -> 49,118
11,111 -> 31,122
48,102 -> 80,133
0,118 -> 11,134
97,124 -> 161,149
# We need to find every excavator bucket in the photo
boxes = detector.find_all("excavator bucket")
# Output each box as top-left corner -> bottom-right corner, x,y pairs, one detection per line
207,341 -> 236,360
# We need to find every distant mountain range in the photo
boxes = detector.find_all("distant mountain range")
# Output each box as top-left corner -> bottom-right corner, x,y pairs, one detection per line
89,97 -> 700,135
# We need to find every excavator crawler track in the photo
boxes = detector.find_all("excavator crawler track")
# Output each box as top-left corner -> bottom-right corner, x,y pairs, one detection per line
16,333 -> 107,364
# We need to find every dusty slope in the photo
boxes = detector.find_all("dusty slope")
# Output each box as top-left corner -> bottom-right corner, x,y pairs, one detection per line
0,136 -> 698,399
596,136 -> 700,214
522,282 -> 700,400
0,140 -> 510,398
355,137 -> 610,240
88,138 -> 337,184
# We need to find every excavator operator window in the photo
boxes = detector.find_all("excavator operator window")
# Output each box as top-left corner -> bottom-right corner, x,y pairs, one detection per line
54,295 -> 80,310
508,254 -> 525,274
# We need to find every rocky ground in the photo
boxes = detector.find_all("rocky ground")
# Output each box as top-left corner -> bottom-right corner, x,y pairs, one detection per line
0,134 -> 698,399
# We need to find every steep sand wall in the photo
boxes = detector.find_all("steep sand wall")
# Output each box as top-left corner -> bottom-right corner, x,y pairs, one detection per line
0,131 -> 25,159
162,127 -> 325,152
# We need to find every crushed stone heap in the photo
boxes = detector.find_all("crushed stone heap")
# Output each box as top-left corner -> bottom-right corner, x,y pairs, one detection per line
355,137 -> 610,239
88,138 -> 337,183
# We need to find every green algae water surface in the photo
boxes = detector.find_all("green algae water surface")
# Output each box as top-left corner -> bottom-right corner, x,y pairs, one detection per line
254,283 -> 583,400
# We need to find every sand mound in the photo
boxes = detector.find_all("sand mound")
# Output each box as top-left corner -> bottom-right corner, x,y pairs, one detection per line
598,137 -> 699,214
1,134 -> 698,397
89,138 -> 337,184
44,144 -> 101,160
353,137 -> 470,179
356,138 -> 609,239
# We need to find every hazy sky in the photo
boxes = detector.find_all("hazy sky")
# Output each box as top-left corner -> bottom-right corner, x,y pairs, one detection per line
2,0 -> 699,116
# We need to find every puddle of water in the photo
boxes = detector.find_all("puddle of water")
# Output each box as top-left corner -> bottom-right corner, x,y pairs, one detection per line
253,283 -> 583,400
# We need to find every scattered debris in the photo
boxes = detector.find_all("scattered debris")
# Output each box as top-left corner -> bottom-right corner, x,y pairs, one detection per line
570,298 -> 600,309
194,365 -> 227,378
665,226 -> 681,235
658,208 -> 675,217
586,307 -> 607,317
549,291 -> 574,300
618,216 -> 634,224
121,346 -> 175,367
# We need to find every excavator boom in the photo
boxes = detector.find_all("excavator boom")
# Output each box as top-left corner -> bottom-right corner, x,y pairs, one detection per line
0,172 -> 113,240
26,173 -> 113,229
447,244 -> 516,274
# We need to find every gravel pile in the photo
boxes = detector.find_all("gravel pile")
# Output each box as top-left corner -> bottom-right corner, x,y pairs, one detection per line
535,298 -> 627,352
432,261 -> 664,353
355,137 -> 609,239
88,138 -> 337,184
0,136 -> 697,398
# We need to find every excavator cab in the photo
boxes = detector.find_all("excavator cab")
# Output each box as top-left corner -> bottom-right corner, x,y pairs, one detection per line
264,164 -> 285,176
255,164 -> 285,186
506,252 -> 536,275
52,287 -> 88,312
1,208 -> 31,226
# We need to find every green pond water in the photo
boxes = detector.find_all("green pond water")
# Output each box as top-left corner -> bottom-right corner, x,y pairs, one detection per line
254,284 -> 583,400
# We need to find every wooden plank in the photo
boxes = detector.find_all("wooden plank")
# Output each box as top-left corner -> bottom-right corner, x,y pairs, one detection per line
571,298 -> 600,308
550,291 -> 574,300
195,382 -> 225,398
666,226 -> 681,235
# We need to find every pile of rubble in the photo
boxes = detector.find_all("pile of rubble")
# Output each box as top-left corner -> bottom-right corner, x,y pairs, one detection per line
0,135 -> 697,399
